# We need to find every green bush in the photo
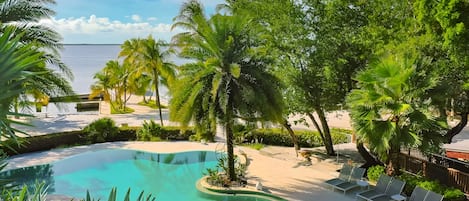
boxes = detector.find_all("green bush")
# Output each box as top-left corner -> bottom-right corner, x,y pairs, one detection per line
244,128 -> 349,148
190,129 -> 215,142
367,165 -> 385,182
398,172 -> 465,201
137,120 -> 162,141
82,118 -> 119,143
443,188 -> 465,201
233,123 -> 256,144
136,121 -> 195,141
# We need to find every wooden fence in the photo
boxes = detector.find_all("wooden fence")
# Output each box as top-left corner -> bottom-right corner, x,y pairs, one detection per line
399,153 -> 469,194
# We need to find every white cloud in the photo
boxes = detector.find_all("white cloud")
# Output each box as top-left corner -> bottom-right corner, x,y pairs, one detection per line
161,0 -> 223,7
131,14 -> 141,22
147,17 -> 158,21
39,15 -> 183,44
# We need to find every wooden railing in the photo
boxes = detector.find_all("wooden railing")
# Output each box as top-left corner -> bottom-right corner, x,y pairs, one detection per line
399,153 -> 469,194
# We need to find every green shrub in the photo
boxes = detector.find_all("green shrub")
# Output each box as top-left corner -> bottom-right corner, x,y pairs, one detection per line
398,172 -> 465,201
233,123 -> 256,144
82,118 -> 119,143
243,143 -> 265,150
136,121 -> 195,141
190,130 -> 215,142
367,165 -> 385,182
137,120 -> 162,141
443,188 -> 465,201
244,128 -> 349,148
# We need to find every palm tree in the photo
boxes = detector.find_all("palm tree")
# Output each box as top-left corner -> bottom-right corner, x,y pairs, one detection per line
90,60 -> 133,113
171,0 -> 284,181
346,55 -> 445,175
0,0 -> 74,113
0,27 -> 46,141
119,36 -> 176,126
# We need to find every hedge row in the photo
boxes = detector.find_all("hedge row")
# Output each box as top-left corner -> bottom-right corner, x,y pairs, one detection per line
241,128 -> 350,147
1,126 -> 193,156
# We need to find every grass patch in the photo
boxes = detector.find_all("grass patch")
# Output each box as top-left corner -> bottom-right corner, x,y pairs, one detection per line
111,106 -> 135,114
242,143 -> 265,150
138,100 -> 167,109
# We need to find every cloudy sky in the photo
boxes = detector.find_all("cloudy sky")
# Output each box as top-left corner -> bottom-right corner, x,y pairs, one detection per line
41,0 -> 224,44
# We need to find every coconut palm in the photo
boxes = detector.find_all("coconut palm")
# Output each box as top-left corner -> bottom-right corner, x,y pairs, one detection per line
90,60 -> 134,113
0,0 -> 74,113
119,36 -> 176,126
346,55 -> 445,175
171,0 -> 284,181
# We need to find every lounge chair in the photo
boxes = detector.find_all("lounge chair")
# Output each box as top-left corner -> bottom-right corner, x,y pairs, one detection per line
424,191 -> 444,201
356,174 -> 392,201
369,178 -> 406,201
408,186 -> 429,201
332,167 -> 366,194
325,164 -> 352,188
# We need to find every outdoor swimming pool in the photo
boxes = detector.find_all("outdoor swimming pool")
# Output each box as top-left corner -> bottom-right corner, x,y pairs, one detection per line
2,150 -> 277,200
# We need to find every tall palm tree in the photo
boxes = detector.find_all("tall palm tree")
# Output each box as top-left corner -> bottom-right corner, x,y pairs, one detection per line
346,55 -> 445,175
0,0 -> 74,112
119,36 -> 176,125
90,60 -> 133,113
171,0 -> 284,181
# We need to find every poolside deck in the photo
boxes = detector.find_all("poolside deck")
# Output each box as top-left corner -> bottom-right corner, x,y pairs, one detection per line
7,141 -> 363,201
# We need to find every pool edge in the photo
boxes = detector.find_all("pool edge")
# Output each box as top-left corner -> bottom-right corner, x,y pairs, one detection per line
196,176 -> 287,201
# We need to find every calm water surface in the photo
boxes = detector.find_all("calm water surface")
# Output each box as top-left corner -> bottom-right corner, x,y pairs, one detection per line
2,150 -> 272,201
61,45 -> 122,94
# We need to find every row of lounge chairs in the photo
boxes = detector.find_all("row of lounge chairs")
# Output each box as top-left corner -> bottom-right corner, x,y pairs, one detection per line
326,164 -> 444,201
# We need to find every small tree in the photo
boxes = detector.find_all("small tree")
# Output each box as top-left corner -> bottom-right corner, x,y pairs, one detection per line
347,55 -> 445,175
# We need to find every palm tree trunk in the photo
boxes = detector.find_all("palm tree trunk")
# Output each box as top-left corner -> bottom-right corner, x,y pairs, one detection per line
123,80 -> 127,109
226,120 -> 236,181
153,69 -> 164,126
282,119 -> 300,156
356,142 -> 383,168
386,142 -> 401,176
387,120 -> 401,176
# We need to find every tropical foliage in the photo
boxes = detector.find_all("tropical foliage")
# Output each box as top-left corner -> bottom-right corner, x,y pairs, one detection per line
90,60 -> 134,113
170,0 -> 284,181
0,27 -> 46,142
119,36 -> 176,125
0,0 -> 74,114
347,55 -> 446,175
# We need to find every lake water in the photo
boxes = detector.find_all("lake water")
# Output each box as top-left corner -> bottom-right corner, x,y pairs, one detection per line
61,45 -> 122,94
36,45 -> 180,115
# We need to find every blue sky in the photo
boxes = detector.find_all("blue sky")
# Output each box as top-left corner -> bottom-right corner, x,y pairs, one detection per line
41,0 -> 224,44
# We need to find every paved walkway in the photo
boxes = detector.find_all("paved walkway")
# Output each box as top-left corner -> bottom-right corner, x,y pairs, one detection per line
7,142 -> 362,201
13,95 -> 356,137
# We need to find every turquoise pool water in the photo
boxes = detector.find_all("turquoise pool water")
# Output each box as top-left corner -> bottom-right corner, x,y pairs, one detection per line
2,150 -> 273,201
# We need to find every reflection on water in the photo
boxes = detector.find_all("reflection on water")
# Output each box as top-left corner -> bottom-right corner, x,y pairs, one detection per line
1,150 -> 222,200
0,164 -> 55,193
